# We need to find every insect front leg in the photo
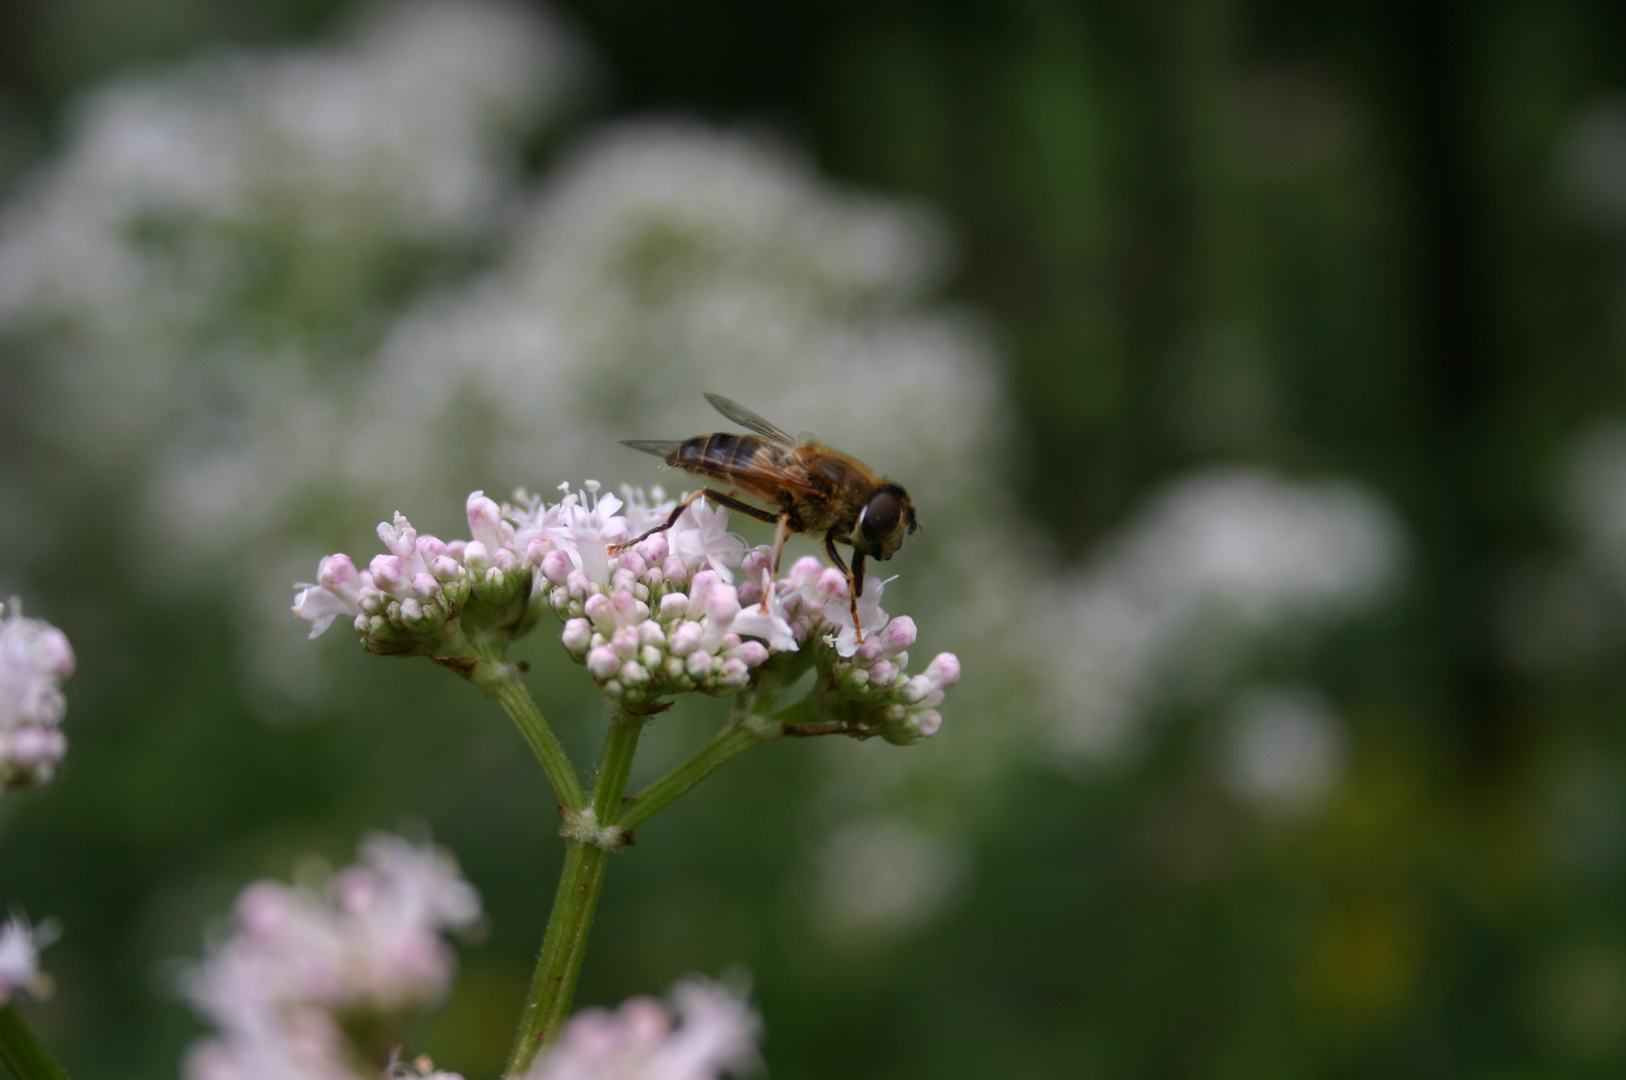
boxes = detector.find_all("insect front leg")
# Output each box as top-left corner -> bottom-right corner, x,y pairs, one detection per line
763,512 -> 793,611
824,531 -> 865,646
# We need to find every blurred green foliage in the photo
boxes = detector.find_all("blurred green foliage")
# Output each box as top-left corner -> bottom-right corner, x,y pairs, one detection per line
6,0 -> 1626,1077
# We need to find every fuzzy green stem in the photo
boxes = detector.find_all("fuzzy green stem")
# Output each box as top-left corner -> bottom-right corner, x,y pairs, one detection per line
504,708 -> 648,1077
476,661 -> 586,811
0,1004 -> 69,1080
620,712 -> 782,831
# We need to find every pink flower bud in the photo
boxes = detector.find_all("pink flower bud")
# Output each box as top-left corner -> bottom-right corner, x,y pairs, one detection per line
741,546 -> 773,580
584,593 -> 615,631
610,590 -> 643,626
493,547 -> 518,573
318,554 -> 361,601
466,491 -> 503,549
619,660 -> 651,686
659,593 -> 689,620
565,570 -> 592,600
8,726 -> 65,768
561,618 -> 592,654
463,540 -> 491,571
685,648 -> 713,679
730,640 -> 769,667
618,551 -> 648,579
611,625 -> 639,660
586,645 -> 620,680
870,659 -> 899,686
686,570 -> 720,619
788,556 -> 824,588
912,710 -> 942,737
668,621 -> 702,656
705,583 -> 741,625
816,568 -> 848,602
541,549 -> 573,584
717,658 -> 749,686
638,621 -> 666,648
369,555 -> 407,596
880,615 -> 917,656
527,538 -> 551,565
854,639 -> 883,665
235,882 -> 297,939
925,652 -> 961,689
899,675 -> 934,704
636,533 -> 669,564
662,554 -> 689,585
416,534 -> 449,560
429,555 -> 460,582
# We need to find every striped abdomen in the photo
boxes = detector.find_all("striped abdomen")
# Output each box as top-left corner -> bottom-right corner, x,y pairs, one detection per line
669,433 -> 792,498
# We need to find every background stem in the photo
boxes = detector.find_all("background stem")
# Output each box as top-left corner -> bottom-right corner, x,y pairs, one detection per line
0,1004 -> 69,1080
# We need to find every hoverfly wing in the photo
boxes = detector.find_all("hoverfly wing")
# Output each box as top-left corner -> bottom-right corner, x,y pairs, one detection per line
621,439 -> 684,460
703,393 -> 796,446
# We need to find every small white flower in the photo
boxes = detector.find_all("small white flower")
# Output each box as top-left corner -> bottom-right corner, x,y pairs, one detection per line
668,500 -> 747,582
821,575 -> 895,658
527,977 -> 761,1080
728,575 -> 799,653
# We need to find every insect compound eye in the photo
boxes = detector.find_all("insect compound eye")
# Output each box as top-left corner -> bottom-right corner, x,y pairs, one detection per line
859,488 -> 903,545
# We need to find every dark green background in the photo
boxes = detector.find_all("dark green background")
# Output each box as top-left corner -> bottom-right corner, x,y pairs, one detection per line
6,1 -> 1626,1076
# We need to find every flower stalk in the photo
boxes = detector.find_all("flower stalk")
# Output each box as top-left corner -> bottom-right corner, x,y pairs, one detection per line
0,1005 -> 69,1080
506,706 -> 649,1076
474,659 -> 586,811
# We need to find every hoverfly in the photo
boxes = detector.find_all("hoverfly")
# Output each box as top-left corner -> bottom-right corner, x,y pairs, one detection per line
620,393 -> 918,644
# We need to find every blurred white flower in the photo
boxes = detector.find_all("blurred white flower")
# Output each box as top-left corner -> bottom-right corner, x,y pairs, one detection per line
0,0 -> 586,476
1040,469 -> 1401,759
526,978 -> 761,1080
1563,423 -> 1626,588
0,598 -> 74,792
0,913 -> 53,1005
1220,684 -> 1347,812
182,833 -> 481,1080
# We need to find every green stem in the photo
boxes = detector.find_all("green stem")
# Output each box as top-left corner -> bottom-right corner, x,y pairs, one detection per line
0,1004 -> 69,1080
476,661 -> 586,811
504,708 -> 648,1077
619,711 -> 782,831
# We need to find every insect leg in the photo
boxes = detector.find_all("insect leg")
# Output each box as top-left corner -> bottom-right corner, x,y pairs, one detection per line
613,488 -> 781,552
613,491 -> 702,551
762,513 -> 793,611
695,489 -> 781,525
824,531 -> 865,646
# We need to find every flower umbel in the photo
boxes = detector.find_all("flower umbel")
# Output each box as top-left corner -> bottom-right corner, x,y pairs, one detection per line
293,482 -> 962,739
0,599 -> 75,793
182,833 -> 482,1080
525,978 -> 762,1080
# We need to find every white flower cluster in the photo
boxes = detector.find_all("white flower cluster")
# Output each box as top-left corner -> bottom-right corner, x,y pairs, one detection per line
294,484 -> 960,737
0,600 -> 75,792
183,834 -> 481,1080
526,978 -> 761,1080
0,914 -> 52,1006
1040,468 -> 1401,759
